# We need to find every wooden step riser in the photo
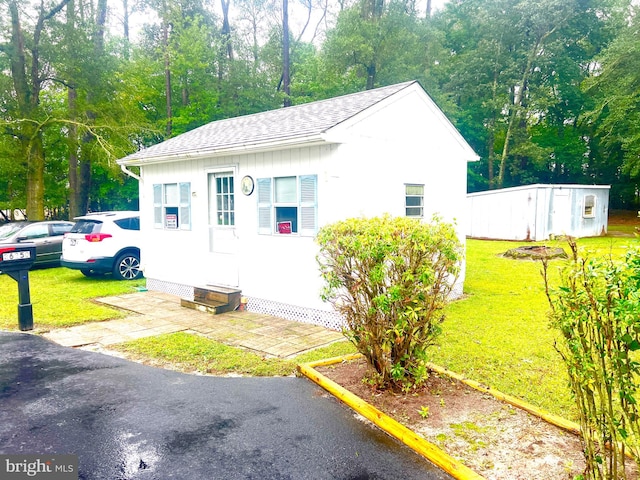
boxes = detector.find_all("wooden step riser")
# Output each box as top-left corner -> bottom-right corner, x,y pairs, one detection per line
185,286 -> 243,314
194,287 -> 241,307
180,298 -> 239,315
194,286 -> 241,296
194,291 -> 241,305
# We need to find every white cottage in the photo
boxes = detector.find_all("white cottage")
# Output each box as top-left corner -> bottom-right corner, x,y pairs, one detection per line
467,184 -> 611,241
118,81 -> 479,329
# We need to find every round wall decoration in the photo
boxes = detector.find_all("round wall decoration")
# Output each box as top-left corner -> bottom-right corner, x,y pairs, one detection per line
241,175 -> 254,195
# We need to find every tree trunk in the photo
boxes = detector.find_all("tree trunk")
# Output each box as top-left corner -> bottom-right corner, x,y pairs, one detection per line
497,25 -> 559,188
163,14 -> 172,137
8,1 -> 29,111
486,45 -> 502,188
68,87 -> 81,218
282,0 -> 291,106
9,0 -> 43,220
295,0 -> 312,43
486,118 -> 496,188
77,0 -> 108,214
79,159 -> 91,214
67,0 -> 81,218
220,0 -> 234,60
366,64 -> 376,90
308,0 -> 328,44
122,0 -> 130,59
8,0 -> 71,220
497,52 -> 536,188
94,0 -> 107,52
25,132 -> 45,220
252,16 -> 259,68
497,97 -> 517,188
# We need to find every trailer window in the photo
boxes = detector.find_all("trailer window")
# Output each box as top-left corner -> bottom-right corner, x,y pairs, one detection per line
583,195 -> 596,218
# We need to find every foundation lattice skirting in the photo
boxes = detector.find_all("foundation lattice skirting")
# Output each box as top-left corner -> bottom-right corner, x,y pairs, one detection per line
146,278 -> 344,331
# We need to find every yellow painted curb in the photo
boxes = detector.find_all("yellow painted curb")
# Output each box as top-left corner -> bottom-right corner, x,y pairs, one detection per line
299,355 -> 584,480
425,362 -> 580,436
298,357 -> 486,480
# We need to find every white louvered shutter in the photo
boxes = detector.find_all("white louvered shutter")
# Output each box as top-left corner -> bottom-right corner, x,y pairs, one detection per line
179,182 -> 191,229
153,184 -> 162,228
299,175 -> 317,237
257,178 -> 272,234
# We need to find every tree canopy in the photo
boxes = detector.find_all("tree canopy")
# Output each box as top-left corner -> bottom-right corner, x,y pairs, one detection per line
0,0 -> 638,219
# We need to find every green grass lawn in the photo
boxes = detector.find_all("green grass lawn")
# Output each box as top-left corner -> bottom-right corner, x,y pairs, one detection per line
0,268 -> 145,331
107,231 -> 640,421
2,227 -> 638,422
114,332 -> 358,377
432,234 -> 639,420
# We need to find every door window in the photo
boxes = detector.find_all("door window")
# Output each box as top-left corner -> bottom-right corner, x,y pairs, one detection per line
214,174 -> 235,226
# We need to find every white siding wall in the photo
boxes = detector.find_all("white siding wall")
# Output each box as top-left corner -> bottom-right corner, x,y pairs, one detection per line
139,161 -> 206,286
140,87 -> 474,313
236,146 -> 330,310
140,145 -> 334,311
322,87 -> 471,241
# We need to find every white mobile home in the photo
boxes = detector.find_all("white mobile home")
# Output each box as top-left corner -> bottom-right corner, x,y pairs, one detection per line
467,184 -> 611,241
118,81 -> 479,329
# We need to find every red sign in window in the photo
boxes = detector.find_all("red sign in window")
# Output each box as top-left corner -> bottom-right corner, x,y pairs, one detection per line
165,214 -> 178,229
277,221 -> 292,234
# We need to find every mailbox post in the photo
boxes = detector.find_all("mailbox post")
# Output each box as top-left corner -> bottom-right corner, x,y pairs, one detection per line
0,243 -> 36,331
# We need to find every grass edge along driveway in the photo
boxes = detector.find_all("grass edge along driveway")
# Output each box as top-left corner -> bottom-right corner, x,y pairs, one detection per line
2,228 -> 638,421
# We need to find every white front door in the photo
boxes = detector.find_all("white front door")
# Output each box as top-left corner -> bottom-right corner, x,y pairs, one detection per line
207,171 -> 239,287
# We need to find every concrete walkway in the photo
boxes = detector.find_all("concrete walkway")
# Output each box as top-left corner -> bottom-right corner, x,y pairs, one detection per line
43,291 -> 343,358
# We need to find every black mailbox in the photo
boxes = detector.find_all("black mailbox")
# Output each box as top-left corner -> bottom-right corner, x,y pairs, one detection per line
0,243 -> 36,272
0,242 -> 35,330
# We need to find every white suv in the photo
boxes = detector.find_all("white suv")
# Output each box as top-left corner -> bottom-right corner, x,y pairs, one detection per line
61,211 -> 143,280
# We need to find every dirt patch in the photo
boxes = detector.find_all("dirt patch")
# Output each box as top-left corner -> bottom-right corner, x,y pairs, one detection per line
503,245 -> 568,260
316,358 -> 586,480
610,210 -> 640,225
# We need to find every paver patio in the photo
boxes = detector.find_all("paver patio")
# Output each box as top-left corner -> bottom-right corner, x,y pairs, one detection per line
43,290 -> 344,358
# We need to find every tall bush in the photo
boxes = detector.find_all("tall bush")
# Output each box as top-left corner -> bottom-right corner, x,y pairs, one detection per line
316,215 -> 463,390
543,239 -> 640,479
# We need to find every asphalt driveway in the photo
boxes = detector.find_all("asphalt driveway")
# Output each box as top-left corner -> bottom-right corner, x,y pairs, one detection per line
0,332 -> 451,479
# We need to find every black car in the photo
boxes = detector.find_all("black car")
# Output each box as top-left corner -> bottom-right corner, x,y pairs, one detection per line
0,221 -> 74,267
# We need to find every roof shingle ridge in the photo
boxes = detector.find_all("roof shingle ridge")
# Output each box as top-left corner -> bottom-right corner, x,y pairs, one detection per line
197,80 -> 415,126
120,81 -> 417,162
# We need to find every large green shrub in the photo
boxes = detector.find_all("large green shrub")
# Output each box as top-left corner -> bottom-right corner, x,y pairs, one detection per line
544,240 -> 640,479
316,215 -> 463,390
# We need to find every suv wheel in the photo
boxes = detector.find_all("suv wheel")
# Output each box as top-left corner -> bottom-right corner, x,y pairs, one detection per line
113,252 -> 142,280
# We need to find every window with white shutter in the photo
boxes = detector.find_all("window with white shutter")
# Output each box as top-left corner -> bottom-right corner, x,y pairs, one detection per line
256,175 -> 317,236
152,182 -> 192,230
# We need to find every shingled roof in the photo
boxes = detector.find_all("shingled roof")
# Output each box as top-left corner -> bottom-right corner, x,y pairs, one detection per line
118,81 -> 416,165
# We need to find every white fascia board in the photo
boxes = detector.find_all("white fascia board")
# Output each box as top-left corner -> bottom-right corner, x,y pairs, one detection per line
117,134 -> 331,167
